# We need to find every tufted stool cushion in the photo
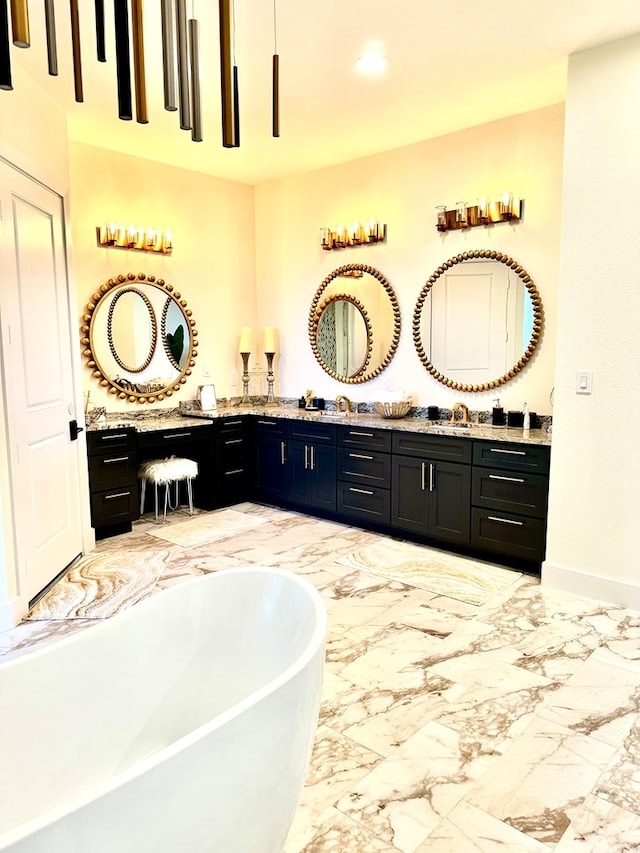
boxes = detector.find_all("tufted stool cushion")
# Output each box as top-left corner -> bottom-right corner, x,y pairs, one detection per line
138,456 -> 198,523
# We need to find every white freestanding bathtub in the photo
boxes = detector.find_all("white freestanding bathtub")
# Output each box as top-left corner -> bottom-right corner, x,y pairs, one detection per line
0,567 -> 326,853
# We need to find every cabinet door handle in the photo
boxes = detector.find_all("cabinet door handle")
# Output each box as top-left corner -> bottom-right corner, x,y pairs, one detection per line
103,456 -> 130,464
489,448 -> 526,456
349,453 -> 373,460
488,474 -> 525,484
421,461 -> 426,491
164,431 -> 191,439
105,491 -> 131,500
429,462 -> 434,492
101,433 -> 128,440
280,440 -> 286,465
224,438 -> 243,445
349,487 -> 374,495
304,445 -> 309,469
349,431 -> 374,437
488,516 -> 524,526
310,446 -> 315,471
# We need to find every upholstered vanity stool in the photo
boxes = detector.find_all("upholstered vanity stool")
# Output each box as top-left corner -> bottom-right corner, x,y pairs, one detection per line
138,456 -> 198,523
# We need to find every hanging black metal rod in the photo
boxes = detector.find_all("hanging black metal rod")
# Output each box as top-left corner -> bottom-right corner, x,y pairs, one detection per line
0,0 -> 12,90
95,0 -> 106,61
113,0 -> 132,120
160,0 -> 177,111
69,0 -> 83,102
175,0 -> 190,130
219,0 -> 235,147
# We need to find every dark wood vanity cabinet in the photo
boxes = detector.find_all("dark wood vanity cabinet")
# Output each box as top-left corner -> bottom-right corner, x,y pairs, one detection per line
471,440 -> 550,562
337,426 -> 392,525
391,433 -> 472,546
137,423 -> 215,511
87,428 -> 139,537
287,420 -> 337,512
254,417 -> 289,505
213,416 -> 252,507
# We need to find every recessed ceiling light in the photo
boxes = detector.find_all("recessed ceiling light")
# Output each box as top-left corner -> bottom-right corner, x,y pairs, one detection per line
354,52 -> 389,75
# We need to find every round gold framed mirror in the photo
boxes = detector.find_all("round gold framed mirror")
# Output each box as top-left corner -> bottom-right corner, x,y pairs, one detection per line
413,250 -> 543,392
309,263 -> 401,384
80,272 -> 199,403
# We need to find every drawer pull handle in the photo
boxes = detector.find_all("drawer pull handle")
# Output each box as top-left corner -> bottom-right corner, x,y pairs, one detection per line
225,438 -> 243,445
103,456 -> 130,464
101,433 -> 128,440
343,471 -> 377,479
224,420 -> 242,426
349,453 -> 373,460
488,474 -> 525,484
225,468 -> 244,475
489,448 -> 526,456
349,487 -> 374,495
349,431 -> 374,437
488,516 -> 524,526
105,491 -> 131,500
164,431 -> 191,439
258,419 -> 277,425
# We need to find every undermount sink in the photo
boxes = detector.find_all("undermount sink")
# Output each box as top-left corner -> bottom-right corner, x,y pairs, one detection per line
432,422 -> 473,431
318,411 -> 355,420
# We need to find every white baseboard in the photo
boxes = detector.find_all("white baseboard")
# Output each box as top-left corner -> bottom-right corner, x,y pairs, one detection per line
0,594 -> 27,632
542,561 -> 640,610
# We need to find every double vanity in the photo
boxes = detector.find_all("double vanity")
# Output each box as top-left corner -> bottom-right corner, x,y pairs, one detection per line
87,408 -> 551,572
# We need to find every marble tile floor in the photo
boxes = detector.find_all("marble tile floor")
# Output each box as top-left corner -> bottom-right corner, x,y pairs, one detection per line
3,503 -> 640,851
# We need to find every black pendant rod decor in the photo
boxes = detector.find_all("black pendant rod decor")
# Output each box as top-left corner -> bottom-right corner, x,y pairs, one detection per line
131,0 -> 148,123
175,0 -> 191,130
272,0 -> 279,137
44,0 -> 58,75
113,0 -> 132,120
95,0 -> 106,62
0,0 -> 12,90
160,0 -> 177,111
69,0 -> 83,102
188,16 -> 202,141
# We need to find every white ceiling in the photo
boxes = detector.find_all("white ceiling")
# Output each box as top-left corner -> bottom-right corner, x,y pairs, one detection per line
11,1 -> 640,185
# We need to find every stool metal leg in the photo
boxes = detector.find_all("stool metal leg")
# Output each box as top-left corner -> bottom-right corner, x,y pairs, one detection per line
154,481 -> 161,524
186,477 -> 194,515
140,478 -> 146,515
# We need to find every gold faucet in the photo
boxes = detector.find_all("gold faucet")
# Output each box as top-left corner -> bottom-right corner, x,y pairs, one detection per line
335,394 -> 352,415
451,402 -> 470,424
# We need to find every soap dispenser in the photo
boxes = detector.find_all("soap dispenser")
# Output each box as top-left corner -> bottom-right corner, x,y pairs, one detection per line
492,398 -> 505,426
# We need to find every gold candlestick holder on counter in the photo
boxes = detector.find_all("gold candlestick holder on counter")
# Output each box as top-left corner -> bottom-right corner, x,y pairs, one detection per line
237,352 -> 252,406
265,352 -> 276,407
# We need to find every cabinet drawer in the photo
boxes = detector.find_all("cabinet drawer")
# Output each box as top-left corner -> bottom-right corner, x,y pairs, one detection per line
253,416 -> 287,437
392,430 -> 472,463
338,482 -> 390,525
471,507 -> 546,562
337,447 -> 391,489
137,425 -> 211,451
91,485 -> 138,527
288,420 -> 336,443
472,468 -> 548,519
87,428 -> 136,454
338,426 -> 391,453
89,452 -> 138,492
473,441 -> 550,473
215,416 -> 248,438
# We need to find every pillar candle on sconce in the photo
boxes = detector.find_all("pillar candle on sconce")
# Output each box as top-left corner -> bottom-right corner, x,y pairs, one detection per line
434,193 -> 522,233
262,326 -> 279,406
321,218 -> 385,250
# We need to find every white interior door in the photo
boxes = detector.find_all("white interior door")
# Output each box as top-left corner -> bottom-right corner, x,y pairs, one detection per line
0,161 -> 83,603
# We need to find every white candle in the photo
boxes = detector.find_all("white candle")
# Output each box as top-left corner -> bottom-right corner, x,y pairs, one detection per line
264,326 -> 277,353
239,326 -> 252,352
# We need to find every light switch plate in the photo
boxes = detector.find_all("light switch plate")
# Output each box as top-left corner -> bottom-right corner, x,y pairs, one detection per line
576,370 -> 593,395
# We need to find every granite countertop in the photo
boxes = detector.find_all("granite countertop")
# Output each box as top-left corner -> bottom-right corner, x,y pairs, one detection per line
87,405 -> 551,446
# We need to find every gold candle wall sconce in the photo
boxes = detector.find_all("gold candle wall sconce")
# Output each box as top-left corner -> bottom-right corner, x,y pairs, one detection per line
321,218 -> 386,250
97,223 -> 173,254
434,194 -> 523,233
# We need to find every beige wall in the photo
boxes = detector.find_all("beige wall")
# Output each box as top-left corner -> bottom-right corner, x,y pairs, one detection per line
255,104 -> 564,414
543,35 -> 640,607
69,142 -> 256,411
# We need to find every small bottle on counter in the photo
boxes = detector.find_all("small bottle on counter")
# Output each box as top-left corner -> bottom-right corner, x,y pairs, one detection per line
492,398 -> 505,426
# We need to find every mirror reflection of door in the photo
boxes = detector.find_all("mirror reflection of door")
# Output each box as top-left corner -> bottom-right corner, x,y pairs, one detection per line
426,262 -> 532,385
109,288 -> 156,372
